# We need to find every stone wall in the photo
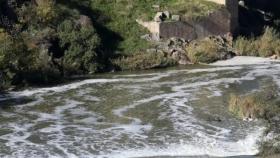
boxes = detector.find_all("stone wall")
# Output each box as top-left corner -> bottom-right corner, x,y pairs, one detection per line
159,7 -> 236,40
159,0 -> 239,40
137,0 -> 239,41
159,21 -> 196,40
206,0 -> 226,5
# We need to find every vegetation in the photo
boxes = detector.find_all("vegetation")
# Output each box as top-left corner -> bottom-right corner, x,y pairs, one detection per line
0,0 -> 104,89
0,0 -> 222,90
90,0 -> 220,55
113,52 -> 176,71
0,0 -> 280,90
57,19 -> 101,74
228,87 -> 280,156
186,38 -> 223,64
228,91 -> 278,120
234,27 -> 280,57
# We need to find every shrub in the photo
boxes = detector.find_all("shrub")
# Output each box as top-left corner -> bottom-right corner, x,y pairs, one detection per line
234,36 -> 259,56
234,27 -> 280,57
229,94 -> 267,120
259,136 -> 280,156
257,27 -> 280,57
112,52 -> 176,71
57,19 -> 101,74
228,87 -> 279,120
35,0 -> 57,23
186,38 -> 221,64
0,30 -> 38,86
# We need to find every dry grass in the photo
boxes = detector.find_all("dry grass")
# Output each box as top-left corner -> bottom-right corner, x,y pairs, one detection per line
234,27 -> 280,57
186,38 -> 221,64
228,87 -> 279,120
229,94 -> 267,120
112,52 -> 176,71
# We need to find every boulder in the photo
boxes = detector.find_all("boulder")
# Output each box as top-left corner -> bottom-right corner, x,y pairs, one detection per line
270,54 -> 279,60
152,5 -> 160,10
154,12 -> 164,22
163,11 -> 171,19
171,15 -> 180,21
219,51 -> 236,60
77,15 -> 92,27
146,48 -> 157,53
140,34 -> 152,41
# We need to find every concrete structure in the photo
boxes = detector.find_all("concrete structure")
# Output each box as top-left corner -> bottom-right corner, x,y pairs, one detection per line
206,0 -> 227,5
138,0 -> 239,41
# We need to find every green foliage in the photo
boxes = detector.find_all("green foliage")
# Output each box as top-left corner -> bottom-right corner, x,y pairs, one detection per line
113,52 -> 176,71
0,30 -> 38,86
58,19 -> 101,74
35,0 -> 57,23
90,0 -> 220,54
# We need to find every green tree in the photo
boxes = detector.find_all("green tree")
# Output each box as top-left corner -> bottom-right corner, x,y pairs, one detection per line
58,19 -> 101,74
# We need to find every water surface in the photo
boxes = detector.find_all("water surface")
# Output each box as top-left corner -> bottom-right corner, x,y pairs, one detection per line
1,57 -> 280,158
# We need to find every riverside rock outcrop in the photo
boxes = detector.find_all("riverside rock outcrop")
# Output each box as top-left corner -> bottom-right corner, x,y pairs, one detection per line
145,35 -> 236,65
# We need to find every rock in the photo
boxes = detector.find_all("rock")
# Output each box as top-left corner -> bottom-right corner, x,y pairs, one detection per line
163,11 -> 171,19
239,0 -> 245,7
152,5 -> 160,10
140,34 -> 152,41
270,54 -> 279,60
178,55 -> 191,65
171,15 -> 180,21
154,12 -> 164,22
171,51 -> 180,61
219,51 -> 236,60
146,48 -> 157,53
77,15 -> 92,27
151,33 -> 160,41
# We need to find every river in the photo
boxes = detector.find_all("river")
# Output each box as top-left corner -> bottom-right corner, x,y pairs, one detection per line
0,56 -> 280,158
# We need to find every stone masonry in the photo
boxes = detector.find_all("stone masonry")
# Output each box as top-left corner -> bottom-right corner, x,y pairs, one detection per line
137,0 -> 239,41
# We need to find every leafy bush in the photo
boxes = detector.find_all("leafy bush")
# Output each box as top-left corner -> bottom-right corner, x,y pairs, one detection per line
35,0 -> 57,23
0,30 -> 38,86
57,19 -> 101,74
113,52 -> 176,71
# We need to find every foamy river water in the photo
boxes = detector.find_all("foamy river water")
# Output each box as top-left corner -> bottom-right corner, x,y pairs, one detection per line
1,57 -> 280,158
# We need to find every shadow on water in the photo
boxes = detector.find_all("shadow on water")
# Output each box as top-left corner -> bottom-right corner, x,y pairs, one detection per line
0,95 -> 34,110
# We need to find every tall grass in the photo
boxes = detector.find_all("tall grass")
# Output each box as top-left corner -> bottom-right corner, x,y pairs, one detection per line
186,38 -> 221,63
234,27 -> 280,57
228,86 -> 279,120
112,52 -> 176,71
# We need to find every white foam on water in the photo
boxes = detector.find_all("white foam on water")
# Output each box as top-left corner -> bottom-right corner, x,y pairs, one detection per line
11,78 -> 125,97
98,127 -> 264,158
3,57 -> 280,157
3,65 -> 242,100
211,56 -> 279,66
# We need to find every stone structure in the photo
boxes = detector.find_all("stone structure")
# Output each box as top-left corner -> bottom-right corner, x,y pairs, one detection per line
137,0 -> 239,41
